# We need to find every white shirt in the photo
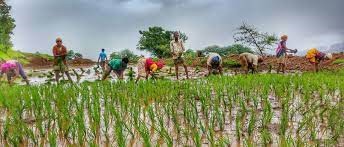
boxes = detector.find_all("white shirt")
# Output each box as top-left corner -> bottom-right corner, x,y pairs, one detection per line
170,39 -> 185,59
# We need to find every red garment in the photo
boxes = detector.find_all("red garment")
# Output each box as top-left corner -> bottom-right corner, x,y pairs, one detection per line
156,60 -> 164,69
145,58 -> 155,71
52,45 -> 67,65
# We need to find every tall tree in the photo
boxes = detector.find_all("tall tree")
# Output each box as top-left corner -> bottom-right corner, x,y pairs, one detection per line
233,22 -> 277,55
0,0 -> 16,52
66,50 -> 75,60
110,49 -> 138,60
137,26 -> 187,57
200,44 -> 252,56
119,49 -> 138,61
110,52 -> 121,60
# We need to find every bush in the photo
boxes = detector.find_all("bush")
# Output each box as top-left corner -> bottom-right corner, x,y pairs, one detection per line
222,59 -> 241,68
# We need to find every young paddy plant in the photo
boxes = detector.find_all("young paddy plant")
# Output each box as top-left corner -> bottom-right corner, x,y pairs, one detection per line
0,69 -> 343,146
260,95 -> 273,145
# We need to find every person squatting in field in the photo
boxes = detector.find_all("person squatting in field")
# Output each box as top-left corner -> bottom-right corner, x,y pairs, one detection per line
102,57 -> 129,80
306,48 -> 333,72
170,31 -> 189,80
98,48 -> 108,71
239,52 -> 263,74
206,52 -> 223,76
135,56 -> 164,83
275,35 -> 297,74
52,37 -> 73,83
0,60 -> 30,85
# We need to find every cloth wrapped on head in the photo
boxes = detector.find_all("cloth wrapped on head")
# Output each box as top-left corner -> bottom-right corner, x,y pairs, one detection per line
211,56 -> 220,68
1,62 -> 16,73
150,64 -> 158,72
325,53 -> 333,60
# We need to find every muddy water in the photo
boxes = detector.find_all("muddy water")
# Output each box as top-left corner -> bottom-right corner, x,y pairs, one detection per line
21,65 -> 223,85
19,64 -> 301,85
1,88 -> 341,146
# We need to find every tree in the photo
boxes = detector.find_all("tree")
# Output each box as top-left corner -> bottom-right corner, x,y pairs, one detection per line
66,50 -> 75,60
201,45 -> 226,56
74,53 -> 83,59
227,44 -> 253,54
110,49 -> 137,60
184,49 -> 196,58
200,44 -> 253,56
119,49 -> 137,60
137,26 -> 188,57
110,52 -> 121,60
233,22 -> 277,55
66,50 -> 83,60
0,1 -> 16,52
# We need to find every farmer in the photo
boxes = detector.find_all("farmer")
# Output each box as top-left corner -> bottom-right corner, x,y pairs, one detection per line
170,31 -> 189,80
239,52 -> 263,74
206,52 -> 223,76
306,48 -> 333,72
52,37 -> 73,83
102,57 -> 129,80
135,56 -> 164,83
97,48 -> 108,71
0,60 -> 29,85
276,35 -> 295,74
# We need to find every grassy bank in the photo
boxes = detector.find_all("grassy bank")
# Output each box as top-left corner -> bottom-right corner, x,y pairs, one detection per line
0,49 -> 52,65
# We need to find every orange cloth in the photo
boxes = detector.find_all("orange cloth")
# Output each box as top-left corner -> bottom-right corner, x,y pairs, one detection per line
150,64 -> 158,72
52,45 -> 67,65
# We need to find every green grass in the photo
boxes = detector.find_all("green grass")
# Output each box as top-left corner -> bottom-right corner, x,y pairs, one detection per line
0,49 -> 53,64
0,49 -> 28,64
333,59 -> 344,64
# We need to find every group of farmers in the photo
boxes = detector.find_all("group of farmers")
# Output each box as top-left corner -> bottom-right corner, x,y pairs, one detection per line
0,32 -> 334,85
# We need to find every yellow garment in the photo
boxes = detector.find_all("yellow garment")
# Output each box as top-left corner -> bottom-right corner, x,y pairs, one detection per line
150,64 -> 158,72
306,48 -> 319,63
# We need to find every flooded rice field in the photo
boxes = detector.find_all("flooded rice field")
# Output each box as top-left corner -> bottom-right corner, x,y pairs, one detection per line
0,68 -> 343,146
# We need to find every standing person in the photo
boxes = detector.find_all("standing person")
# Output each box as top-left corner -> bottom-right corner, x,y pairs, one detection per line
102,57 -> 129,80
206,52 -> 223,76
239,52 -> 263,74
276,35 -> 295,74
306,48 -> 333,72
135,56 -> 164,83
0,60 -> 29,85
170,31 -> 189,80
52,37 -> 73,83
97,48 -> 108,71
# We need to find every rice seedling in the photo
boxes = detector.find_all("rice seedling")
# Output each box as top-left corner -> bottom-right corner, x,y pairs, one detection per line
0,69 -> 343,146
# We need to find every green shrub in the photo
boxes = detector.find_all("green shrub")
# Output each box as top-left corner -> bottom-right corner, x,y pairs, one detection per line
222,59 -> 241,68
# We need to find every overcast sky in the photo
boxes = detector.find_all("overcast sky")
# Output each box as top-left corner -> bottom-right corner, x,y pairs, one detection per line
7,0 -> 344,59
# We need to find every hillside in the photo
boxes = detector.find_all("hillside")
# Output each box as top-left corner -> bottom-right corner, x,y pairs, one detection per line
0,49 -> 30,64
0,49 -> 94,68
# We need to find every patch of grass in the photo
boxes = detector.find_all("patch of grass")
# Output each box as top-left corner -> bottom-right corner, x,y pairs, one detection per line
0,49 -> 28,64
332,59 -> 344,64
23,52 -> 54,60
0,49 -> 53,65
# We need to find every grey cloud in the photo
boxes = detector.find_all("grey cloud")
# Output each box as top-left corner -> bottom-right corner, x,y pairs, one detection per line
7,0 -> 344,59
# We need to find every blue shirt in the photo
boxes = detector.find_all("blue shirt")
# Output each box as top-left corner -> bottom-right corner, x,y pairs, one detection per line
99,52 -> 107,61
